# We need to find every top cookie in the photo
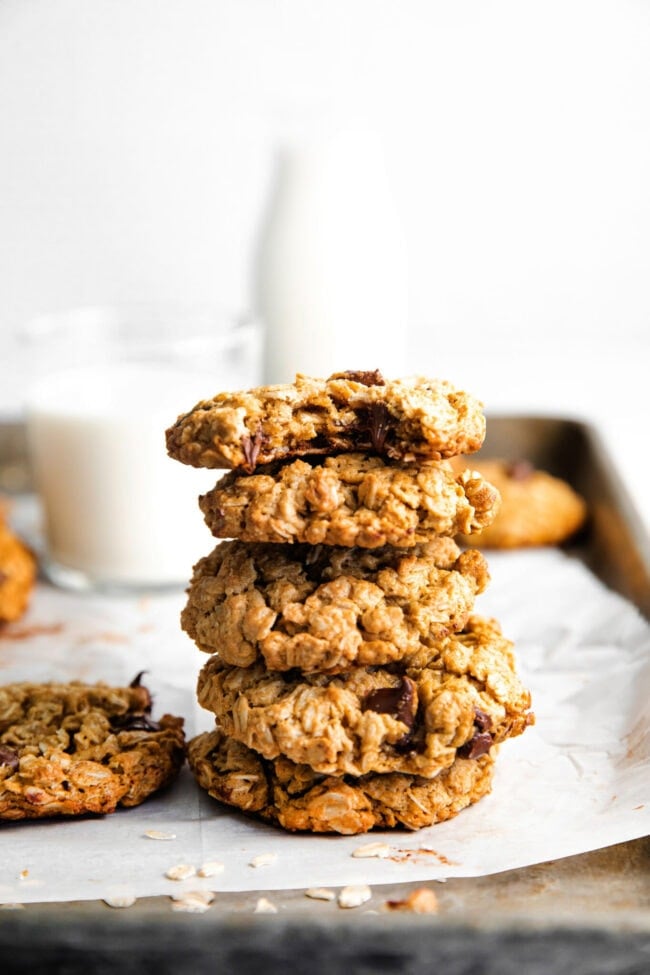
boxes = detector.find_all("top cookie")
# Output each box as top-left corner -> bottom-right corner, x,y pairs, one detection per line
166,370 -> 486,472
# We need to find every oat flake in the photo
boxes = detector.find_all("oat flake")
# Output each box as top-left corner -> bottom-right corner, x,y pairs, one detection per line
197,860 -> 225,878
351,842 -> 391,859
249,853 -> 277,868
103,892 -> 137,909
144,829 -> 177,841
305,887 -> 336,901
338,885 -> 372,909
165,863 -> 197,881
254,897 -> 278,914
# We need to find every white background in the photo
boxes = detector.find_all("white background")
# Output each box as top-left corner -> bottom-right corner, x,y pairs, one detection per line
0,1 -> 648,527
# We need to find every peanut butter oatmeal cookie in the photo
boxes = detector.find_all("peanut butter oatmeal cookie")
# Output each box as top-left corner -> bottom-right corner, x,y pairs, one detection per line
166,370 -> 486,472
200,453 -> 500,548
182,538 -> 490,673
0,677 -> 185,820
196,616 -> 533,778
188,728 -> 495,834
0,514 -> 36,623
454,459 -> 587,548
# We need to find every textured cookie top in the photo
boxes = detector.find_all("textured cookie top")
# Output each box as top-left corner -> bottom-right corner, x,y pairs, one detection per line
166,371 -> 486,471
0,678 -> 185,820
188,729 -> 495,834
182,537 -> 490,673
196,615 -> 534,778
200,454 -> 500,548
454,458 -> 587,549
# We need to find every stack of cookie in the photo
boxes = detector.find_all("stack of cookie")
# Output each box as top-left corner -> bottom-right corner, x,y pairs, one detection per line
166,370 -> 534,835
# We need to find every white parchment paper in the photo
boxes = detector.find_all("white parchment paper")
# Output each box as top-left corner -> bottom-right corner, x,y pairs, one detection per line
0,543 -> 648,904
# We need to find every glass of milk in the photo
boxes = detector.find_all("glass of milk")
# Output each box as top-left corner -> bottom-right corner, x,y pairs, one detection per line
21,303 -> 262,592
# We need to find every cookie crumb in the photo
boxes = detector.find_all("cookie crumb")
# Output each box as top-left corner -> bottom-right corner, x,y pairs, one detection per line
165,863 -> 197,881
197,860 -> 225,878
171,890 -> 215,914
338,885 -> 372,909
254,897 -> 278,914
305,887 -> 336,901
144,829 -> 176,841
19,870 -> 29,880
249,853 -> 277,868
385,888 -> 439,914
351,842 -> 391,859
103,892 -> 137,909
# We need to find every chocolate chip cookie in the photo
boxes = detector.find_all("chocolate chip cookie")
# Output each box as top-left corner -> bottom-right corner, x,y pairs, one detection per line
188,728 -> 496,834
0,677 -> 185,820
196,616 -> 533,778
182,537 -> 490,673
0,515 -> 36,623
166,370 -> 486,472
199,453 -> 500,548
454,459 -> 587,548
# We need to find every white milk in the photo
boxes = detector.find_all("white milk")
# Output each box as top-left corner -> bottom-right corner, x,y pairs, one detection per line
25,363 -> 224,589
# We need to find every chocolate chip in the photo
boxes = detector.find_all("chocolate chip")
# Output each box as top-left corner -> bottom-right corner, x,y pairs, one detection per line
364,677 -> 418,750
474,708 -> 492,732
339,370 -> 386,387
0,746 -> 19,771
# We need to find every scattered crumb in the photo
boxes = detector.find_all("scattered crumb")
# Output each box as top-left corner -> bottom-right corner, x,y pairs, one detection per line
171,890 -> 215,914
197,860 -> 225,878
165,864 -> 197,881
385,888 -> 439,914
19,870 -> 28,880
0,623 -> 64,642
144,830 -> 176,841
351,842 -> 391,859
254,897 -> 278,914
305,887 -> 336,901
338,885 -> 372,909
249,853 -> 277,868
103,892 -> 137,909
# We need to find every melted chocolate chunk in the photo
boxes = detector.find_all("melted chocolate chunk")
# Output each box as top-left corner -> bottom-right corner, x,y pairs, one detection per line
340,370 -> 386,387
458,708 -> 494,759
241,430 -> 264,472
111,713 -> 160,733
0,746 -> 19,771
303,545 -> 331,583
364,676 -> 418,750
129,671 -> 147,688
366,402 -> 391,452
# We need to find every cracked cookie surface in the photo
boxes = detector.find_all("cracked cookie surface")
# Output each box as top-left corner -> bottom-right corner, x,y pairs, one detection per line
188,728 -> 495,834
182,538 -> 490,673
200,453 -> 500,548
166,370 -> 486,472
196,616 -> 533,778
454,459 -> 587,548
0,679 -> 185,820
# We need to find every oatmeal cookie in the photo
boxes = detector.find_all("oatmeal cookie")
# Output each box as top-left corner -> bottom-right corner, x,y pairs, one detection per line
182,538 -> 490,673
166,370 -> 486,472
199,453 -> 500,548
0,677 -> 185,820
0,514 -> 36,623
454,459 -> 587,548
188,729 -> 495,834
196,616 -> 533,778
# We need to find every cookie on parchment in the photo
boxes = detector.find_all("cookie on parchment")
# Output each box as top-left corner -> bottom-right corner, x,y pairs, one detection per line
196,616 -> 533,778
188,729 -> 495,834
200,453 -> 500,548
182,537 -> 490,673
0,678 -> 185,820
166,370 -> 486,472
454,459 -> 587,549
0,515 -> 36,623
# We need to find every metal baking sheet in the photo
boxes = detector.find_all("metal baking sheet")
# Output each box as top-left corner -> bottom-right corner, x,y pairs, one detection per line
1,415 -> 649,975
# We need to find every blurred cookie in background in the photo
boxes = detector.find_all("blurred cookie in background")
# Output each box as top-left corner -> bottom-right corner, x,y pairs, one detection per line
0,500 -> 36,623
453,459 -> 587,549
